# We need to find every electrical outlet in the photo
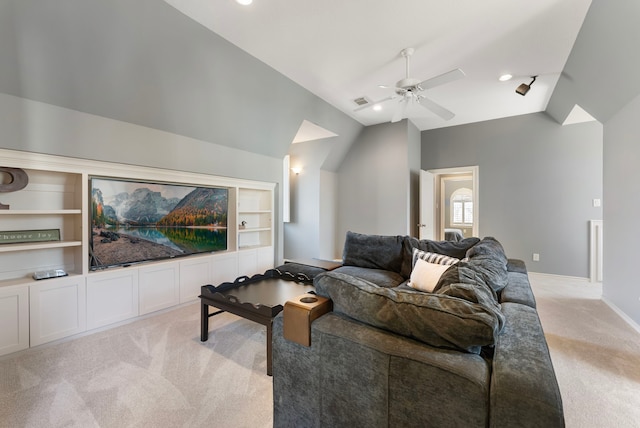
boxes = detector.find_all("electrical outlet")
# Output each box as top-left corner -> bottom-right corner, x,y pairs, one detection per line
532,253 -> 540,262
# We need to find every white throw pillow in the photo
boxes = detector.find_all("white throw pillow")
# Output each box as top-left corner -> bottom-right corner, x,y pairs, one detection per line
409,258 -> 451,293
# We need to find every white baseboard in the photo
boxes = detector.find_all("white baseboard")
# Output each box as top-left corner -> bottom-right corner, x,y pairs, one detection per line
528,271 -> 592,284
601,295 -> 640,335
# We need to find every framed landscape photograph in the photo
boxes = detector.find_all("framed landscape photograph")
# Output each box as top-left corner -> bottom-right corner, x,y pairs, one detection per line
89,176 -> 228,270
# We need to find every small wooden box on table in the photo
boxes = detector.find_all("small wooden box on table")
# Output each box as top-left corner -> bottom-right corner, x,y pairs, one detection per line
283,294 -> 332,347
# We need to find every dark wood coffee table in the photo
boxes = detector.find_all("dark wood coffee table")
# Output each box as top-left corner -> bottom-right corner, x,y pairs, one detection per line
200,268 -> 315,376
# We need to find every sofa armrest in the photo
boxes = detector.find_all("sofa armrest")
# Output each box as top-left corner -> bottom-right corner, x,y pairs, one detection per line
490,302 -> 564,428
273,311 -> 491,427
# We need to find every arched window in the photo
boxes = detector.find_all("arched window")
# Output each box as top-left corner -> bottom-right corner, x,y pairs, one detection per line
451,188 -> 473,225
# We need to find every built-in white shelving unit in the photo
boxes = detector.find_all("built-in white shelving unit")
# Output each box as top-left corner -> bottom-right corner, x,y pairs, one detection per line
0,149 -> 275,356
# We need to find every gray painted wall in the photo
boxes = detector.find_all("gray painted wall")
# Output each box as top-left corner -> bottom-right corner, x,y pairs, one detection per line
336,121 -> 414,255
0,92 -> 287,263
0,0 -> 362,165
408,121 -> 422,238
546,0 -> 640,325
0,0 -> 365,265
547,1 -> 640,124
603,94 -> 640,325
422,112 -> 603,278
283,138 -> 339,260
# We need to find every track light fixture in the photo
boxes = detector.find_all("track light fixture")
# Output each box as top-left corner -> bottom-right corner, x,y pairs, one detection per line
516,76 -> 537,96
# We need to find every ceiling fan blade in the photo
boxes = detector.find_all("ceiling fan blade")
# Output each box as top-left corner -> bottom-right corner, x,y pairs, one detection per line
391,97 -> 409,123
353,95 -> 396,112
419,68 -> 465,90
417,96 -> 455,121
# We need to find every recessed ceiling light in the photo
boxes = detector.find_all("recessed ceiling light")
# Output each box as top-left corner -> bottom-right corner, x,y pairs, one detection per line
236,0 -> 253,5
373,104 -> 382,111
499,74 -> 513,82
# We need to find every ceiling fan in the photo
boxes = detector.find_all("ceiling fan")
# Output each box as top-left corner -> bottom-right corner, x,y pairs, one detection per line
356,48 -> 465,122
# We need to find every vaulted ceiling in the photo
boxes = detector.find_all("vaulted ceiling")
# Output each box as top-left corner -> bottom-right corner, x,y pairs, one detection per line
166,0 -> 592,131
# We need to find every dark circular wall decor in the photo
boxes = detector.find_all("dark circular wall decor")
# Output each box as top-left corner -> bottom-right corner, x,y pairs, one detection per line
0,167 -> 29,209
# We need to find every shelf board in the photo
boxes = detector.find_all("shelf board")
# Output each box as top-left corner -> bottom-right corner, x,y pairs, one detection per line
238,244 -> 272,250
0,209 -> 82,215
0,240 -> 82,253
238,227 -> 271,233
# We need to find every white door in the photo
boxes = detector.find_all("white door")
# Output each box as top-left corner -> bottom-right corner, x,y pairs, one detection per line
419,170 -> 435,239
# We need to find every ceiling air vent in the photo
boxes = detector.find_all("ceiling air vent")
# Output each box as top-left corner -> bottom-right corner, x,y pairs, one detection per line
353,97 -> 370,107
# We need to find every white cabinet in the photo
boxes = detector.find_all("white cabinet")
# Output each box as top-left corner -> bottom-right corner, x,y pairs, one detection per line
179,255 -> 212,303
0,149 -> 276,354
237,246 -> 274,277
211,252 -> 239,285
0,167 -> 85,281
0,284 -> 29,356
178,252 -> 240,302
86,269 -> 139,330
237,187 -> 273,250
138,262 -> 180,315
29,276 -> 86,346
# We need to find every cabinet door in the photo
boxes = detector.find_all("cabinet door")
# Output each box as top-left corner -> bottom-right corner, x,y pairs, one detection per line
179,256 -> 212,303
86,270 -> 139,330
257,246 -> 274,273
30,276 -> 87,346
139,263 -> 180,315
211,252 -> 239,285
237,249 -> 258,277
0,285 -> 29,356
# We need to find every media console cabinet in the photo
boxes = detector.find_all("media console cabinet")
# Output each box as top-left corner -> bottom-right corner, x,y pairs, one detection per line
0,149 -> 275,356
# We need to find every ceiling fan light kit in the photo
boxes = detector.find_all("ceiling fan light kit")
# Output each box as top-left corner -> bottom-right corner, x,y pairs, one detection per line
354,47 -> 465,123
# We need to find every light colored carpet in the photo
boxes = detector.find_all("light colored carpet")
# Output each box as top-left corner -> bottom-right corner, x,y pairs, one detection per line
530,274 -> 640,428
0,304 -> 272,428
1,275 -> 639,427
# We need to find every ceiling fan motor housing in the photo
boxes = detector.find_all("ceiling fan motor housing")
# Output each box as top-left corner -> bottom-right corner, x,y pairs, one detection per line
396,77 -> 422,91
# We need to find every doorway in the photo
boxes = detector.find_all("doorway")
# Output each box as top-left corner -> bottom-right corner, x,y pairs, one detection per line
419,166 -> 479,240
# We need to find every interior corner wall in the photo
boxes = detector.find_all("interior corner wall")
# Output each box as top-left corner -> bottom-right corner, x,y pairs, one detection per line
283,139 -> 336,261
319,170 -> 338,260
421,112 -> 603,278
603,93 -> 640,326
336,121 -> 412,253
408,121 -> 421,238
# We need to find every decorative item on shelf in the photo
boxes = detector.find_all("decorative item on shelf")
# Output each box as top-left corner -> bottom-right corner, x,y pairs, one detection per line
0,228 -> 60,244
0,167 -> 29,209
239,220 -> 247,230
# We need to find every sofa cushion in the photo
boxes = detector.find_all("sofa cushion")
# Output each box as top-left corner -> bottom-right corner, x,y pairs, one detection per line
400,236 -> 480,278
412,249 -> 460,267
342,231 -> 405,274
331,265 -> 405,288
315,271 -> 505,353
434,237 -> 509,295
500,271 -> 537,308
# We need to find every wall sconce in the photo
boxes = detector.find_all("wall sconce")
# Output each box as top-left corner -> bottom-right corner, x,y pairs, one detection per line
291,167 -> 302,175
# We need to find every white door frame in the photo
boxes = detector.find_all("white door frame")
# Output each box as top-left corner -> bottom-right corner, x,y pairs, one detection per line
423,166 -> 479,239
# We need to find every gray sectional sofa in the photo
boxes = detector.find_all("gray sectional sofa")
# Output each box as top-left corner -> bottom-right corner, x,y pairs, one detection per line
273,232 -> 564,428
